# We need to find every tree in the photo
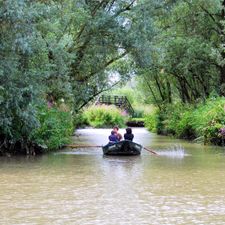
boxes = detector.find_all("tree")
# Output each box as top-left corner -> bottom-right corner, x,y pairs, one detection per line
38,0 -> 158,110
0,0 -> 48,154
137,0 -> 225,108
0,0 -> 159,153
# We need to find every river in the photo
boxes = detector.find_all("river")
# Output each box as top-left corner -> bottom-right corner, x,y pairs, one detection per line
0,128 -> 225,225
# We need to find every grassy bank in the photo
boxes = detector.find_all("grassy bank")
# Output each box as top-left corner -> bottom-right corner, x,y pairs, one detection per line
145,98 -> 225,146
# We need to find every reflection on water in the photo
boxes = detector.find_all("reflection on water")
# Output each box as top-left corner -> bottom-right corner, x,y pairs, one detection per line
0,128 -> 225,225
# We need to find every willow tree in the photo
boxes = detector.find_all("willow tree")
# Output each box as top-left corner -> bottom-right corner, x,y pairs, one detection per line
137,0 -> 225,106
69,0 -> 156,110
0,0 -> 159,153
38,0 -> 158,111
0,0 -> 50,153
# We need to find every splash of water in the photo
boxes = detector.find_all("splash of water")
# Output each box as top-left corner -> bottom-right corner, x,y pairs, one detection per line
157,145 -> 188,158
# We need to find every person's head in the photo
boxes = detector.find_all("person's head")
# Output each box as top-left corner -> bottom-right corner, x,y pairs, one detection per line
111,130 -> 116,135
113,125 -> 119,133
126,127 -> 132,134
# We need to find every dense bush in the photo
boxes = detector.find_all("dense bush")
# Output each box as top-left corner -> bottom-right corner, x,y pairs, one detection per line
144,109 -> 159,133
31,107 -> 74,151
145,98 -> 225,145
133,105 -> 154,118
192,98 -> 225,145
161,104 -> 195,138
133,108 -> 145,118
73,113 -> 88,128
83,105 -> 128,128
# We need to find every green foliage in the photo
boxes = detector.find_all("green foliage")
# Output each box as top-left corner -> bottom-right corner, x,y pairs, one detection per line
107,81 -> 154,118
65,0 -> 158,111
136,0 -> 225,107
73,113 -> 88,128
137,0 -> 225,146
0,0 -> 48,154
110,88 -> 135,105
191,98 -> 225,144
1,0 -> 158,154
83,105 -> 128,128
2,0 -> 225,154
129,118 -> 145,122
145,98 -> 225,145
31,107 -> 73,151
144,108 -> 159,133
133,108 -> 145,118
133,104 -> 154,118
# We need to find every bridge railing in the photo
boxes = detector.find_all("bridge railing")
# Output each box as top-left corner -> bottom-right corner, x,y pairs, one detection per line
97,95 -> 134,115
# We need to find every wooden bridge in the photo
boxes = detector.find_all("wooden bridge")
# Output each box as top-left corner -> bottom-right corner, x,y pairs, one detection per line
97,95 -> 134,115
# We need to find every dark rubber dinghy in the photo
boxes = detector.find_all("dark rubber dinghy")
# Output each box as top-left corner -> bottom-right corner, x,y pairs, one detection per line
102,140 -> 142,156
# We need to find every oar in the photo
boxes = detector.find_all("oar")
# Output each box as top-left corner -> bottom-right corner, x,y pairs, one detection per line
143,147 -> 158,155
65,144 -> 102,148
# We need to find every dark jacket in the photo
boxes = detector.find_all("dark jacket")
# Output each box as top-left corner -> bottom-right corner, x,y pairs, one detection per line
124,133 -> 134,141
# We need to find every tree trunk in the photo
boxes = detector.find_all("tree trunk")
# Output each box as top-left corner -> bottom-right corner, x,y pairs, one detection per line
166,81 -> 172,103
154,75 -> 165,102
144,76 -> 161,110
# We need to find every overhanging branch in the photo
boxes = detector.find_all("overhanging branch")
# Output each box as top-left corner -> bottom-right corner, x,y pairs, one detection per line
75,51 -> 128,82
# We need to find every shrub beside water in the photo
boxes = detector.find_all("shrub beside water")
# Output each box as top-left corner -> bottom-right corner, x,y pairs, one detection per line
192,98 -> 225,145
31,106 -> 74,151
83,105 -> 128,128
145,98 -> 225,146
73,113 -> 88,128
144,108 -> 159,133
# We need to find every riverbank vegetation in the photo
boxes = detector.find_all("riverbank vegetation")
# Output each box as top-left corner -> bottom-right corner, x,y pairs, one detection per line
0,0 -> 225,155
0,0 -> 154,155
145,98 -> 225,145
31,107 -> 74,152
83,105 -> 128,128
136,0 -> 225,146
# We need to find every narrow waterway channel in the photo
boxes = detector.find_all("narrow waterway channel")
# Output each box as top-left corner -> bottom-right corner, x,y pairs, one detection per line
0,128 -> 225,225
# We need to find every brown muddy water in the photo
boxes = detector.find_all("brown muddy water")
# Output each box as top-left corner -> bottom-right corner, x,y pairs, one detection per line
0,128 -> 225,225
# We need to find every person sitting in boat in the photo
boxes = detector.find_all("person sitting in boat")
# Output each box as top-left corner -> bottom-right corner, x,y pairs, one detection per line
108,130 -> 118,143
113,125 -> 122,141
124,127 -> 134,141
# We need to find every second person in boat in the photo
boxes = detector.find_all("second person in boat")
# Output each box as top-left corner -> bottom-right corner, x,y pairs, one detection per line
124,127 -> 134,141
